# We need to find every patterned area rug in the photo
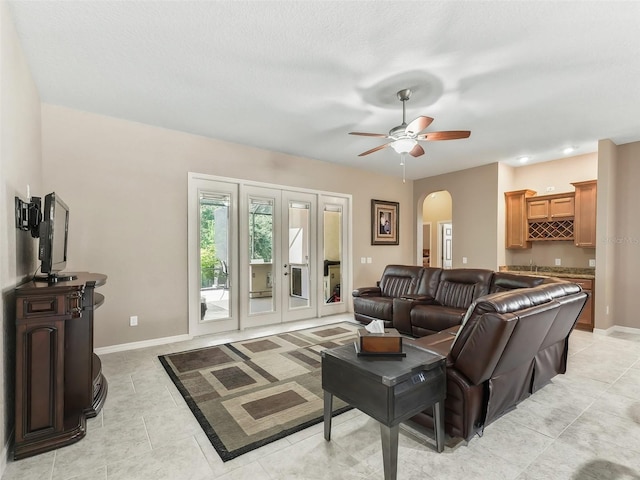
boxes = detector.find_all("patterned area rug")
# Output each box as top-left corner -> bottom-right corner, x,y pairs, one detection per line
159,323 -> 360,461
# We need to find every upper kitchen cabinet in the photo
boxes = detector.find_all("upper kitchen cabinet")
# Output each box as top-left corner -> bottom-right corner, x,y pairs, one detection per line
526,193 -> 575,221
505,180 -> 596,247
505,189 -> 536,249
572,180 -> 597,247
526,192 -> 576,241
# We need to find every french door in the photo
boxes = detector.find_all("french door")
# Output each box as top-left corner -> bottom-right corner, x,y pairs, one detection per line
188,174 -> 348,336
240,186 -> 317,329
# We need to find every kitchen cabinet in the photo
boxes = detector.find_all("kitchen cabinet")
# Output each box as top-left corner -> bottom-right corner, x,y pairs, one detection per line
526,193 -> 575,241
572,180 -> 597,247
562,277 -> 594,331
526,193 -> 575,221
505,189 -> 536,249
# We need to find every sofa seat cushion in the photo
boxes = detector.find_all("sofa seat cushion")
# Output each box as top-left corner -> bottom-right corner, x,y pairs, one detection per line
410,304 -> 466,334
352,296 -> 394,322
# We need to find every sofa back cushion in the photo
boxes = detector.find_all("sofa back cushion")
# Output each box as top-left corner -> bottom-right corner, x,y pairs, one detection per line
434,269 -> 493,308
449,285 -> 565,382
415,267 -> 442,297
379,264 -> 424,298
489,272 -> 545,293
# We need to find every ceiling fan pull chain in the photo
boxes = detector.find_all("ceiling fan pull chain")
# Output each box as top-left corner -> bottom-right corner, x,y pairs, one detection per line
401,153 -> 406,183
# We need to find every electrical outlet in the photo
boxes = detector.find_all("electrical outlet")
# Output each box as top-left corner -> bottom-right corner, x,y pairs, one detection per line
546,186 -> 555,192
554,258 -> 561,266
589,259 -> 596,267
129,315 -> 138,327
462,257 -> 468,264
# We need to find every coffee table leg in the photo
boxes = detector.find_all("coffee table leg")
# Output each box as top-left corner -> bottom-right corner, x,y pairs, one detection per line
323,390 -> 333,441
433,400 -> 445,452
380,423 -> 399,480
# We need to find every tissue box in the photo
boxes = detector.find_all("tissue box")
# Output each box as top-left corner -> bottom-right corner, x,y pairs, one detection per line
357,328 -> 404,356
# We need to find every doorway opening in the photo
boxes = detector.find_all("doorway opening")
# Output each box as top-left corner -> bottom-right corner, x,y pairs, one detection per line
420,191 -> 452,268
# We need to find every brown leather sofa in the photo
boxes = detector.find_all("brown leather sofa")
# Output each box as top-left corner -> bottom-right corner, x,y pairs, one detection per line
353,266 -> 546,336
352,266 -> 588,441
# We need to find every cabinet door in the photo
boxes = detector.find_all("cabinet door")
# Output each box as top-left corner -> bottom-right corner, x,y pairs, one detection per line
573,180 -> 597,247
527,199 -> 549,220
505,190 -> 535,248
549,196 -> 575,218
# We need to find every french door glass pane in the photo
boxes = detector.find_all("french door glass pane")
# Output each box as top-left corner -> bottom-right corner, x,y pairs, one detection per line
323,204 -> 342,303
288,201 -> 310,309
249,197 -> 275,314
199,192 -> 230,321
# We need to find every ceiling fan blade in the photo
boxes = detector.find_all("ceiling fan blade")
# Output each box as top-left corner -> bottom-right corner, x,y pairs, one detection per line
409,144 -> 425,157
405,116 -> 434,136
358,143 -> 391,156
417,130 -> 471,141
349,132 -> 388,138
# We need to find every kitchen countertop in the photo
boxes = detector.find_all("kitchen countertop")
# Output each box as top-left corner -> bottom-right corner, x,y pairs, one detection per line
499,266 -> 595,280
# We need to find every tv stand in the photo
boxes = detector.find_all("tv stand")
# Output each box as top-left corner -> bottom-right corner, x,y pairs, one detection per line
33,272 -> 79,283
14,272 -> 108,459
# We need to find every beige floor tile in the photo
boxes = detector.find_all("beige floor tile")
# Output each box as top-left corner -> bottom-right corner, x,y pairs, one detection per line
4,318 -> 640,480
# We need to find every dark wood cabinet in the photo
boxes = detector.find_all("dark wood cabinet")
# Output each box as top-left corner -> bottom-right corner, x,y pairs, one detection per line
14,273 -> 108,459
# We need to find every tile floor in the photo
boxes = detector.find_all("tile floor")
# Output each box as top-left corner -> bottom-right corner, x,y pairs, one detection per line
3,314 -> 640,480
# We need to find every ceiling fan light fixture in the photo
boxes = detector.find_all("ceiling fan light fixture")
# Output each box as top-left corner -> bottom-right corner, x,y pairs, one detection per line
391,138 -> 417,154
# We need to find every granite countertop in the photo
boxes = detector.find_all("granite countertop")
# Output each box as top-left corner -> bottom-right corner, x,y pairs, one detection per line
499,266 -> 595,280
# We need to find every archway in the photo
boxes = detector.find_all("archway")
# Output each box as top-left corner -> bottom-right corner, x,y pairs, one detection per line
420,190 -> 452,268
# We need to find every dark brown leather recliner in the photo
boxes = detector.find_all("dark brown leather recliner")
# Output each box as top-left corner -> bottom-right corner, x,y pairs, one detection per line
352,265 -> 424,327
406,281 -> 588,440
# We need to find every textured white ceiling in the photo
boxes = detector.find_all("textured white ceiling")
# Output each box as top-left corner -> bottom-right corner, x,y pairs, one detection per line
7,1 -> 640,179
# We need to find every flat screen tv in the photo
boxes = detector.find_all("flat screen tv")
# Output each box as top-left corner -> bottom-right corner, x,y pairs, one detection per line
37,192 -> 76,282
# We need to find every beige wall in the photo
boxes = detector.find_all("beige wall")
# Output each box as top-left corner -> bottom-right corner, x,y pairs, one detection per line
504,153 -> 598,269
0,1 -> 43,469
596,139 -> 618,330
41,105 -> 415,347
413,163 -> 500,270
611,141 -> 640,329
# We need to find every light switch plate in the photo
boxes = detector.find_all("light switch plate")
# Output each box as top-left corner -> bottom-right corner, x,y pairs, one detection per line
554,258 -> 562,266
360,257 -> 366,264
462,257 -> 468,264
367,257 -> 372,264
589,259 -> 596,267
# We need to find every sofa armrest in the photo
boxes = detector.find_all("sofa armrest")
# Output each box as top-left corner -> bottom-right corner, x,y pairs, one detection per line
352,286 -> 382,297
401,294 -> 439,305
392,297 -> 415,335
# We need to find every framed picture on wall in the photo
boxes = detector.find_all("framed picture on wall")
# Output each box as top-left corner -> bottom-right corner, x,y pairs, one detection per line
371,199 -> 399,245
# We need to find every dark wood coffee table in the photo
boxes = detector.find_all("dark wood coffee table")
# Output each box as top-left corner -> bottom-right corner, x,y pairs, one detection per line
322,343 -> 446,480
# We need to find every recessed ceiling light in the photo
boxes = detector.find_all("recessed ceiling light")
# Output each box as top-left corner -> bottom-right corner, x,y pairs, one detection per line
562,146 -> 577,155
518,156 -> 530,163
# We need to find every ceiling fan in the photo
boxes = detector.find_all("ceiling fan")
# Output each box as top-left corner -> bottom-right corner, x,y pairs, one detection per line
349,88 -> 471,158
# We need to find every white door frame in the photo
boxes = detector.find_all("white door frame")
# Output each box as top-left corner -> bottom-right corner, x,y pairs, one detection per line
187,172 -> 351,336
437,220 -> 453,269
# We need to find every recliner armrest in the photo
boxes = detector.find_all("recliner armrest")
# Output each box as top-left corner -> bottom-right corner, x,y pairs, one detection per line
401,294 -> 439,305
352,286 -> 382,297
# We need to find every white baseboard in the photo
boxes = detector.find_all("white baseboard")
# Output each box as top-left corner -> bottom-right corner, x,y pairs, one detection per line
94,334 -> 192,355
593,325 -> 640,336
